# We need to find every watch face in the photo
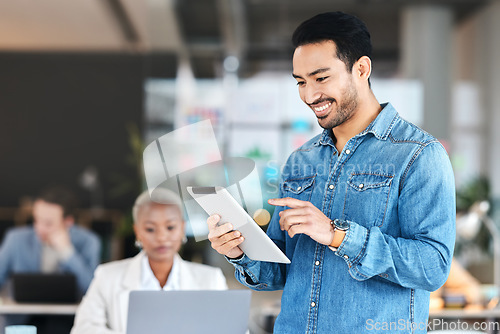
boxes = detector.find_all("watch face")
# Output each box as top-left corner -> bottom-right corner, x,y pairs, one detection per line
334,219 -> 349,230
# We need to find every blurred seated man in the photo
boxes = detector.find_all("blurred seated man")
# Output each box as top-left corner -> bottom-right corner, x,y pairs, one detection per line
0,186 -> 101,294
0,186 -> 101,333
70,189 -> 227,334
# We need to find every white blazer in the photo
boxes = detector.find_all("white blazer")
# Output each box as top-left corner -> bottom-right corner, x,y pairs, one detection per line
70,252 -> 227,334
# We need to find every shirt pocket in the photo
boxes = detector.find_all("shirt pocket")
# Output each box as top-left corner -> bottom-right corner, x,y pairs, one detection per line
343,173 -> 393,227
282,175 -> 316,202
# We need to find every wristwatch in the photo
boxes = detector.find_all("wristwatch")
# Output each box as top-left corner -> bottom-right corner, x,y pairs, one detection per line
329,219 -> 349,249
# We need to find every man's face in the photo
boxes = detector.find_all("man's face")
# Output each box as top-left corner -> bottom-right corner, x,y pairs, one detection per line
293,40 -> 359,130
32,200 -> 68,243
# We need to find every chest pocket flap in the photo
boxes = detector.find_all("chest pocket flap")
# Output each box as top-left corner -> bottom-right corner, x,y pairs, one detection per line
282,175 -> 316,202
283,175 -> 316,194
344,173 -> 394,227
347,173 -> 393,191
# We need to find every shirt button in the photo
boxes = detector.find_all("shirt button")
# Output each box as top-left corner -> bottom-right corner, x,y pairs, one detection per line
343,255 -> 349,260
297,186 -> 302,191
329,184 -> 334,190
359,183 -> 364,189
315,261 -> 320,266
311,302 -> 316,307
345,149 -> 351,154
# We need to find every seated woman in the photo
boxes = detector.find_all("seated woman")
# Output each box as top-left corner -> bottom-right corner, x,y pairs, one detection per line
71,189 -> 227,334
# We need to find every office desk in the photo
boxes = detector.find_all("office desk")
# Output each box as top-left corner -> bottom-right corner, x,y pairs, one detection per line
429,308 -> 500,334
0,298 -> 78,315
251,306 -> 500,334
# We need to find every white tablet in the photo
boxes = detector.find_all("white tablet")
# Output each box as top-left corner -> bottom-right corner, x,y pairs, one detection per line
186,186 -> 290,264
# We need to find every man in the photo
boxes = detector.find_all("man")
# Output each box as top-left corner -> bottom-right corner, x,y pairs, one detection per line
208,12 -> 455,333
0,186 -> 101,295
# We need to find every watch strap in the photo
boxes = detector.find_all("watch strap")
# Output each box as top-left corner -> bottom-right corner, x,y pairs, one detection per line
329,219 -> 348,248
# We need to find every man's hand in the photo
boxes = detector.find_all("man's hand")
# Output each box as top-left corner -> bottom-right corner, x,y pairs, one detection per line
207,214 -> 244,259
268,197 -> 334,246
47,226 -> 72,253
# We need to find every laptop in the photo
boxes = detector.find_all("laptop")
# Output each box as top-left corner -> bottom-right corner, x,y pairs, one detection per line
126,290 -> 252,334
11,273 -> 78,303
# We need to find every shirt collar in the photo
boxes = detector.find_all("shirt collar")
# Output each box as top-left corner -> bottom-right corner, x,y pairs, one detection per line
317,128 -> 336,147
141,254 -> 180,291
316,102 -> 398,146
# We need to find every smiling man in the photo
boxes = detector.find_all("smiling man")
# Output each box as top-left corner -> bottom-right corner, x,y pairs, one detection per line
208,12 -> 456,333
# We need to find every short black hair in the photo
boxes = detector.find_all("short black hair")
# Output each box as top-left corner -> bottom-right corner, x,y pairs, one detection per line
292,11 -> 372,72
37,185 -> 79,218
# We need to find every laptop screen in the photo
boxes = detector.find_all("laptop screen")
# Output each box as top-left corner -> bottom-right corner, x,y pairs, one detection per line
126,290 -> 251,334
11,273 -> 78,304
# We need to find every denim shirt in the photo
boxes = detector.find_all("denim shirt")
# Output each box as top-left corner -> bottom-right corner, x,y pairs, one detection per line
228,103 -> 456,333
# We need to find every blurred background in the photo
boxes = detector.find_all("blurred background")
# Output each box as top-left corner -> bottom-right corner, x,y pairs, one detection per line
1,0 -> 500,326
